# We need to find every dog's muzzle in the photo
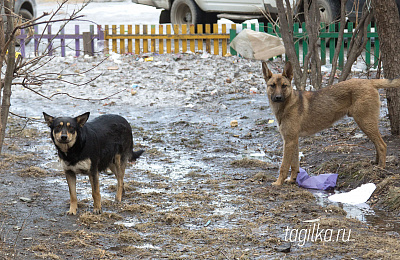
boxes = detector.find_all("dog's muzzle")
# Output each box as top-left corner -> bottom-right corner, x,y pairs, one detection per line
272,95 -> 285,103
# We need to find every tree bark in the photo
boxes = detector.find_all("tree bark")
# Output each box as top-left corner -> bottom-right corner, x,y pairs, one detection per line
0,0 -> 16,153
372,0 -> 400,135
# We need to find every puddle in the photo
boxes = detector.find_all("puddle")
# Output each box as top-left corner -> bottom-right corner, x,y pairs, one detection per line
114,217 -> 141,228
311,189 -> 400,233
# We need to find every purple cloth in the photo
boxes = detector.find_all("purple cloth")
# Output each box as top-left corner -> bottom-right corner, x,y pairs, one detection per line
296,168 -> 338,190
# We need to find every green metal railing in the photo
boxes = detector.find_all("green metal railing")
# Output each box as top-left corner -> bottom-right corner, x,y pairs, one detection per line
230,22 -> 379,69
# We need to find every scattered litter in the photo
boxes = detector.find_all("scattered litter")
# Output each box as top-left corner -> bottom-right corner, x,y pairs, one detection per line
328,183 -> 376,205
268,119 -> 274,124
296,168 -> 338,190
230,120 -> 238,127
275,242 -> 291,253
201,52 -> 210,59
303,218 -> 320,223
250,87 -> 258,94
19,197 -> 33,203
204,220 -> 211,227
144,57 -> 154,62
107,66 -> 119,70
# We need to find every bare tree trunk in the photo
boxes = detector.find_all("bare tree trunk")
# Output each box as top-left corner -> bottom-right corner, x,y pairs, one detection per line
0,0 -> 16,152
339,3 -> 373,81
301,0 -> 322,89
328,0 -> 347,86
372,0 -> 400,135
276,0 -> 304,89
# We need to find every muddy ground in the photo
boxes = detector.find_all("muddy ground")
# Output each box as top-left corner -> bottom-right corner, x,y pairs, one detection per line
1,53 -> 400,259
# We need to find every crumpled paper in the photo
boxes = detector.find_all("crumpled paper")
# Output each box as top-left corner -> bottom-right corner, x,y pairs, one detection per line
296,168 -> 338,190
230,29 -> 285,60
328,183 -> 376,205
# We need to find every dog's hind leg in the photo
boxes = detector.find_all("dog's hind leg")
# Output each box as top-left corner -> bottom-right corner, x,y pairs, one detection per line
352,109 -> 387,168
89,170 -> 102,214
110,154 -> 125,202
65,171 -> 78,215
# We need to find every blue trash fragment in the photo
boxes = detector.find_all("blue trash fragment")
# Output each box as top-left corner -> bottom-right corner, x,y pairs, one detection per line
296,168 -> 338,190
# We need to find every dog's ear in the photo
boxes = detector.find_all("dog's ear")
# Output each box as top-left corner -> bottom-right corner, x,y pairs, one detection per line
282,62 -> 293,81
43,112 -> 54,127
75,112 -> 90,127
262,61 -> 273,82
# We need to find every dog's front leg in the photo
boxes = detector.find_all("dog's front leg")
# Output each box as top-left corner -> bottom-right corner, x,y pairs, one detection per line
65,171 -> 78,215
273,137 -> 298,186
287,140 -> 299,184
89,170 -> 102,214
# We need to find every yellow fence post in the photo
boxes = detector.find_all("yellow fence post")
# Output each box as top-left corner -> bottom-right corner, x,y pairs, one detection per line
190,25 -> 195,53
197,24 -> 203,53
151,25 -> 156,52
135,25 -> 140,54
205,24 -> 211,53
112,25 -> 117,53
182,24 -> 187,53
120,25 -> 125,54
128,25 -> 132,53
174,24 -> 179,53
104,25 -> 109,54
166,24 -> 172,53
159,25 -> 164,54
143,25 -> 148,53
213,24 -> 219,55
222,24 -> 227,56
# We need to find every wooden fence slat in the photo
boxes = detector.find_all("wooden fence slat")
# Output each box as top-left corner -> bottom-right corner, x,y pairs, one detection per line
329,23 -> 335,64
120,25 -> 125,54
75,25 -> 80,56
182,24 -> 187,53
159,25 -> 164,54
143,25 -> 148,53
222,24 -> 227,56
229,24 -> 236,55
151,25 -> 156,52
61,28 -> 65,57
112,25 -> 117,53
48,25 -> 53,56
320,23 -> 326,65
166,24 -> 172,53
197,24 -> 203,53
205,24 -> 211,53
128,25 -> 133,53
174,24 -> 180,53
135,25 -> 140,54
366,23 -> 371,68
104,25 -> 109,54
190,24 -> 195,53
213,24 -> 219,55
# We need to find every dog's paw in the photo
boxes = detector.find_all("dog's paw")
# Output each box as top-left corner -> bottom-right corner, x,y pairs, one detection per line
93,208 -> 103,215
284,178 -> 296,184
66,210 -> 77,215
272,181 -> 283,186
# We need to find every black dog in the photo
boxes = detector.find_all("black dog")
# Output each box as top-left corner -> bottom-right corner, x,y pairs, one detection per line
43,112 -> 144,215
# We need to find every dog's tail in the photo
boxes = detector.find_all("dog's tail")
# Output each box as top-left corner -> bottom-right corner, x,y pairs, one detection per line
371,78 -> 400,89
130,149 -> 144,162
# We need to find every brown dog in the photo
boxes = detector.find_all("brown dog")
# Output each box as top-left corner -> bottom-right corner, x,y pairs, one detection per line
262,61 -> 399,186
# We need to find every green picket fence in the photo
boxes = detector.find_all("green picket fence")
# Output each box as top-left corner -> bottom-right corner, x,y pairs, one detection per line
230,22 -> 379,69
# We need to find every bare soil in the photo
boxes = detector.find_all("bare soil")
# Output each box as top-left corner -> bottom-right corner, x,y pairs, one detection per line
1,54 -> 400,259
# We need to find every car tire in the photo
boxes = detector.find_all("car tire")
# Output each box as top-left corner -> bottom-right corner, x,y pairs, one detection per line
170,0 -> 205,29
318,0 -> 340,25
159,9 -> 171,24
